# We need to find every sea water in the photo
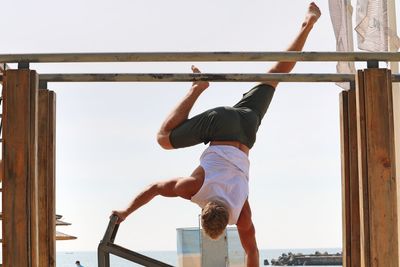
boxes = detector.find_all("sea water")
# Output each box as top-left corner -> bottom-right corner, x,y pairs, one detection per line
56,248 -> 342,267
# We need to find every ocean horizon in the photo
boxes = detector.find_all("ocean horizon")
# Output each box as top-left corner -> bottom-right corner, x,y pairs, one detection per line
57,248 -> 342,267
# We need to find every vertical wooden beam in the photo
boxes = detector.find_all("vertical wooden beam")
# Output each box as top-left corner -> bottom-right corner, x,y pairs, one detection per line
356,68 -> 399,267
356,70 -> 370,267
38,89 -> 56,267
347,89 -> 361,267
340,90 -> 351,267
340,88 -> 361,267
48,91 -> 56,266
387,0 -> 400,257
2,69 -> 39,267
394,80 -> 400,265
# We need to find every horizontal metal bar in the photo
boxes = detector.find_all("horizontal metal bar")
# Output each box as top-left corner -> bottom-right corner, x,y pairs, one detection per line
40,73 -> 358,83
1,52 -> 400,63
38,73 -> 400,83
100,243 -> 173,267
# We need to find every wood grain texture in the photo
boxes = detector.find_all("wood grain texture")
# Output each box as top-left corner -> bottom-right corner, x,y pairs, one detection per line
340,90 -> 351,267
2,69 -> 39,267
37,89 -> 56,267
347,89 -> 361,267
340,89 -> 361,267
356,68 -> 399,267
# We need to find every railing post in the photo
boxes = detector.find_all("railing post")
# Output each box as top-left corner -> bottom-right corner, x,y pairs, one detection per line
97,215 -> 173,267
97,247 -> 110,267
98,215 -> 119,267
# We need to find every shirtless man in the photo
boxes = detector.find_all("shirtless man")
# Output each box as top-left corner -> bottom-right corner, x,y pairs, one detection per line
113,3 -> 321,266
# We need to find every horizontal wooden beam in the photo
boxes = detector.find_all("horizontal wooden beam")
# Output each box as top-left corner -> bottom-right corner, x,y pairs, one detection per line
38,73 -> 400,83
0,52 -> 400,63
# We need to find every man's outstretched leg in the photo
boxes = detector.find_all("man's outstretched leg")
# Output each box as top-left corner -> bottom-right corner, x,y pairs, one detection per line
157,65 -> 209,149
232,2 -> 322,134
264,2 -> 321,88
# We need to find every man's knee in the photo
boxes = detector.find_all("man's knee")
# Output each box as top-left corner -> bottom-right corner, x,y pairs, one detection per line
157,132 -> 174,150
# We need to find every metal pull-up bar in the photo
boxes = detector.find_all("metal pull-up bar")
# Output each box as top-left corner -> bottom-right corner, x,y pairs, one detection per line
0,51 -> 400,63
39,73 -> 400,83
1,51 -> 400,83
98,215 -> 174,267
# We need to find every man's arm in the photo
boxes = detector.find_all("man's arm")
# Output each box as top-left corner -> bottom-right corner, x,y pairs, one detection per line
112,166 -> 204,223
237,200 -> 259,267
264,2 -> 321,88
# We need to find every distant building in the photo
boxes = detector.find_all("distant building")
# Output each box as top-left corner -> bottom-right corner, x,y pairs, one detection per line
177,227 -> 245,267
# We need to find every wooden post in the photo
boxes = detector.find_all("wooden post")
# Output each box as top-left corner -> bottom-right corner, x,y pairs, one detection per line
2,69 -> 39,267
37,89 -> 56,267
340,88 -> 361,267
387,0 -> 400,257
340,90 -> 351,267
356,68 -> 399,267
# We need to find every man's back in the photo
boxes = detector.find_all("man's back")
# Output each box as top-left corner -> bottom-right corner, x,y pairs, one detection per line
191,145 -> 250,225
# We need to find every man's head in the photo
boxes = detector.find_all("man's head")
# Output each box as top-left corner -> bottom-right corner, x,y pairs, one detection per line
75,261 -> 80,266
201,200 -> 229,239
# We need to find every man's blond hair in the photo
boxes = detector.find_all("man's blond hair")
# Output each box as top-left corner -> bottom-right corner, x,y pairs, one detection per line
201,200 -> 229,239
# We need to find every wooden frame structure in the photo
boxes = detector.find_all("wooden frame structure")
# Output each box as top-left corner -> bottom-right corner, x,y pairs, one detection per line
0,51 -> 399,267
340,68 -> 399,267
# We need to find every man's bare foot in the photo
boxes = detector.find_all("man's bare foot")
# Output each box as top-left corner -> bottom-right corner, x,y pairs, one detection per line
303,2 -> 321,27
191,65 -> 209,91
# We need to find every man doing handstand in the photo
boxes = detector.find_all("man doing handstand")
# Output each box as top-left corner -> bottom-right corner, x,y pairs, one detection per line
113,3 -> 321,266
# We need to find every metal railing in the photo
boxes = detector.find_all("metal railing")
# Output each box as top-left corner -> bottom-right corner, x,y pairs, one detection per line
0,51 -> 399,84
38,73 -> 400,83
0,51 -> 399,63
98,215 -> 174,267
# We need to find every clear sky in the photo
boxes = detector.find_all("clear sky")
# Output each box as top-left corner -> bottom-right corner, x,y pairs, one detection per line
1,0 -> 399,253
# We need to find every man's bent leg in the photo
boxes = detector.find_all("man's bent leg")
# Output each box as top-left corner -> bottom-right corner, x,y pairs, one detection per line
157,65 -> 209,149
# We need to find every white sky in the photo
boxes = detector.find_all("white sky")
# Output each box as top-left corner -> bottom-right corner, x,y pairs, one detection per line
1,0 -> 399,252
